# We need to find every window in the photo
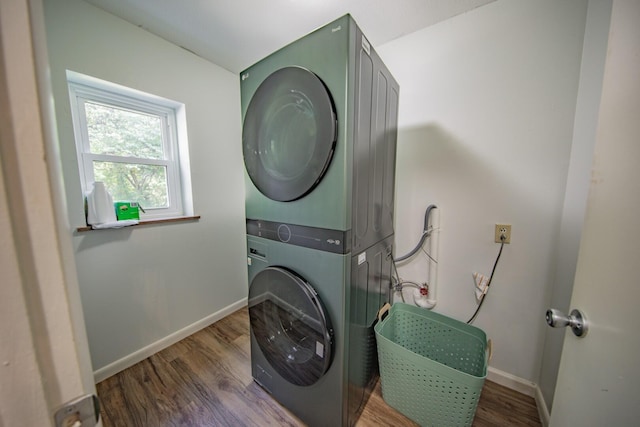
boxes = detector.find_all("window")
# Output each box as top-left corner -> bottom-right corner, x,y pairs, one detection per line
67,71 -> 193,220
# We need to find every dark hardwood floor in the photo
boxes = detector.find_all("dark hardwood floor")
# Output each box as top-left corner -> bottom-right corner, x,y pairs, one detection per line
97,308 -> 541,426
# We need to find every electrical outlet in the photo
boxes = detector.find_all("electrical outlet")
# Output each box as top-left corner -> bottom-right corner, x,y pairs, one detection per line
495,224 -> 511,243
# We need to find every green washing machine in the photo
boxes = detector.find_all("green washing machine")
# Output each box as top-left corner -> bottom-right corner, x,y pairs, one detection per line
240,13 -> 399,255
241,14 -> 399,427
247,225 -> 393,427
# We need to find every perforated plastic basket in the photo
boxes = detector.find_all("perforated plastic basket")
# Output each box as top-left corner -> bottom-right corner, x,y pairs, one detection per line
374,303 -> 488,427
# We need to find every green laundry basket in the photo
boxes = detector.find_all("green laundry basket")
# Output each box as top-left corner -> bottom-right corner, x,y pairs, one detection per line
374,303 -> 489,427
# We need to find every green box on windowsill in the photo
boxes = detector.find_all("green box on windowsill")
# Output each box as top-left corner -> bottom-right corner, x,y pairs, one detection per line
114,202 -> 140,220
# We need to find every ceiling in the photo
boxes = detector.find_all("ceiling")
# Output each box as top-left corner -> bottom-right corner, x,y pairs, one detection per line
83,0 -> 496,74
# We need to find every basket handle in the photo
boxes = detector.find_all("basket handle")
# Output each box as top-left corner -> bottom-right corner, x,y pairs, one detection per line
486,338 -> 493,362
377,303 -> 392,322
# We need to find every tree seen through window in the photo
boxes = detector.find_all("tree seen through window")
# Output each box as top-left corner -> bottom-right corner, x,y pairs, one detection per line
85,102 -> 168,209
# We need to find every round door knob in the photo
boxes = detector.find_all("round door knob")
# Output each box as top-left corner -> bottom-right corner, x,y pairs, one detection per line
546,308 -> 588,338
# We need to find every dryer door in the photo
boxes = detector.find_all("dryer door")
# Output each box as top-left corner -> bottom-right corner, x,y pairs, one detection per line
243,67 -> 337,202
248,266 -> 333,386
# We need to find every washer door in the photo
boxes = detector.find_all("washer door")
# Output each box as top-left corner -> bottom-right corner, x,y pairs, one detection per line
248,266 -> 333,386
243,67 -> 337,202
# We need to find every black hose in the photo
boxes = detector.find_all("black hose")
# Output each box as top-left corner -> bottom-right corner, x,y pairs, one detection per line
394,204 -> 437,262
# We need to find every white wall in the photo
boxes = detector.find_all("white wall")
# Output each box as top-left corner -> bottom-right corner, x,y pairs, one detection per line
378,0 -> 588,383
43,0 -> 247,374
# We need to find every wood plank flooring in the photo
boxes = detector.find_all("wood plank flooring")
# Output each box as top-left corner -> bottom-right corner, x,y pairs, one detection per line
97,308 -> 541,426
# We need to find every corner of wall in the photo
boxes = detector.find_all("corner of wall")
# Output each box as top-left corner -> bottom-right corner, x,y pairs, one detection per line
487,366 -> 549,426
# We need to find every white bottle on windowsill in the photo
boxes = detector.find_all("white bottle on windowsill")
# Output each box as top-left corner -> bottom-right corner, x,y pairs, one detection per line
86,181 -> 116,226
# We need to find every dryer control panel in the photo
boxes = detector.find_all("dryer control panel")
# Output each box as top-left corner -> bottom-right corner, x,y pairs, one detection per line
246,219 -> 351,254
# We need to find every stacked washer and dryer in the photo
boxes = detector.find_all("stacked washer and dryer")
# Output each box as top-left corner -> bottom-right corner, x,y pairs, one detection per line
240,15 -> 399,427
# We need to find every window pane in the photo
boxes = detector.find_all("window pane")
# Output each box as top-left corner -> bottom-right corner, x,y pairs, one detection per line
93,161 -> 168,209
85,102 -> 164,159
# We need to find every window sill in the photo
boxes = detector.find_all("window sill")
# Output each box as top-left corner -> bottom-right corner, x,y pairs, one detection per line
76,215 -> 200,232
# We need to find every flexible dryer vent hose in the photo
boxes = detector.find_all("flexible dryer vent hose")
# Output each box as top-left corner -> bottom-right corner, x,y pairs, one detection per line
394,204 -> 438,263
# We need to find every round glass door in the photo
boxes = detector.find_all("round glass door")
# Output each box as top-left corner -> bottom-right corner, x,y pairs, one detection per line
248,266 -> 333,386
243,67 -> 337,202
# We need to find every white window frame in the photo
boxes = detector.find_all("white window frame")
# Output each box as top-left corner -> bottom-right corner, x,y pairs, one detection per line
67,71 -> 193,221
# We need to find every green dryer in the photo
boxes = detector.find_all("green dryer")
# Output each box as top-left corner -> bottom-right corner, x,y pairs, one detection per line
240,13 -> 399,254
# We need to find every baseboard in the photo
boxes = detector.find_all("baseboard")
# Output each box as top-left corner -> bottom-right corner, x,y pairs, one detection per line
487,366 -> 537,396
535,383 -> 551,427
93,298 -> 248,383
487,367 -> 550,426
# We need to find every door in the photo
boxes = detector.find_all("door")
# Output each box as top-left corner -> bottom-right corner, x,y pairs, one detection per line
0,0 -> 97,425
248,266 -> 334,386
243,66 -> 337,202
550,1 -> 640,424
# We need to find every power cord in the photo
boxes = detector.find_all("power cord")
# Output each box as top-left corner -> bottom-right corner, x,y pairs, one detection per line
466,234 -> 506,324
